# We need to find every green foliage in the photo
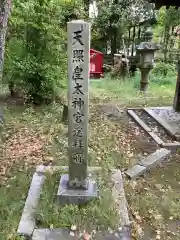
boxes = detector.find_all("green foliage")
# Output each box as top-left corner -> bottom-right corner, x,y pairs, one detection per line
4,0 -> 84,104
91,0 -> 154,54
152,62 -> 176,77
157,6 -> 180,27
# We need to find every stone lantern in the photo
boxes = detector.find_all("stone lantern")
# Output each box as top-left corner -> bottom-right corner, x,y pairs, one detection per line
136,27 -> 160,91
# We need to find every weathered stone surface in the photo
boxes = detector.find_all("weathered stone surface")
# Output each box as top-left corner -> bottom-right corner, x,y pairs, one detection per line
32,227 -> 132,240
125,165 -> 146,180
138,148 -> 171,169
127,110 -> 151,132
67,20 -> 90,189
17,173 -> 45,236
94,225 -> 131,240
162,142 -> 180,152
32,228 -> 74,240
127,109 -> 164,146
57,174 -> 98,205
144,107 -> 179,137
111,169 -> 131,226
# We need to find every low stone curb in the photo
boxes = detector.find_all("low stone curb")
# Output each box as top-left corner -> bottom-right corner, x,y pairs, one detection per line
17,172 -> 45,237
32,228 -> 73,240
125,148 -> 171,180
127,109 -> 164,146
32,226 -> 131,240
138,148 -> 171,169
17,166 -> 131,239
112,169 -> 131,227
162,142 -> 180,152
125,165 -> 146,180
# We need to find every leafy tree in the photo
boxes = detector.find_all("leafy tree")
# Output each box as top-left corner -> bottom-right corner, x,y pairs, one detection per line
92,0 -> 154,54
4,0 -> 84,104
155,6 -> 180,62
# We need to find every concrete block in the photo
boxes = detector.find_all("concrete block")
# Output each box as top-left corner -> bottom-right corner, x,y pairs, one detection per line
138,148 -> 171,169
125,165 -> 146,180
57,174 -> 98,205
17,173 -> 45,237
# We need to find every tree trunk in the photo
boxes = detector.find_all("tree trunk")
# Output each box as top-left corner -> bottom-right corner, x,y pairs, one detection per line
173,60 -> 180,111
83,0 -> 90,16
111,28 -> 117,55
163,24 -> 170,63
0,0 -> 12,80
131,26 -> 136,56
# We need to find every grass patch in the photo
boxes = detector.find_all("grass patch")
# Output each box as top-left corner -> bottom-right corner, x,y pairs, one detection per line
90,72 -> 176,107
125,156 -> 180,239
36,171 -> 120,232
0,70 -> 179,239
0,169 -> 33,240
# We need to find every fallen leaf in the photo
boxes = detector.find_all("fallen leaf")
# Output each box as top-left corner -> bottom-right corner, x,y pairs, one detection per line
71,225 -> 77,231
83,231 -> 91,240
70,231 -> 75,237
154,214 -> 163,220
156,235 -> 161,239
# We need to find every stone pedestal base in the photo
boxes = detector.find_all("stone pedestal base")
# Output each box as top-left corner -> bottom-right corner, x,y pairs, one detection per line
57,174 -> 98,205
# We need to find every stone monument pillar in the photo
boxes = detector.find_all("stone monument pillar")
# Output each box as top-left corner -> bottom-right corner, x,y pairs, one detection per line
57,20 -> 97,205
136,27 -> 160,91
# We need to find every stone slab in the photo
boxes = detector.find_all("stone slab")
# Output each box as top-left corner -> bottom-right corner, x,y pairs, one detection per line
125,164 -> 146,180
17,172 -> 45,237
57,174 -> 98,205
138,148 -> 171,169
144,107 -> 179,137
32,228 -> 74,240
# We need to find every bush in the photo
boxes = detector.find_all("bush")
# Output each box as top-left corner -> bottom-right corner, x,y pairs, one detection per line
150,75 -> 174,85
3,0 -> 84,105
132,69 -> 175,89
152,62 -> 176,77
